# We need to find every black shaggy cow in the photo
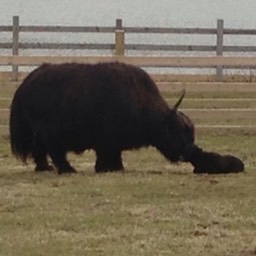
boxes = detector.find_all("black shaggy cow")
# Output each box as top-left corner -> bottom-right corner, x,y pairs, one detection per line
10,62 -> 195,174
183,144 -> 244,174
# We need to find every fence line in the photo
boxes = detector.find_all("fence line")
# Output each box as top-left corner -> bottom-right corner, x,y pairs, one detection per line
2,55 -> 256,67
1,16 -> 256,81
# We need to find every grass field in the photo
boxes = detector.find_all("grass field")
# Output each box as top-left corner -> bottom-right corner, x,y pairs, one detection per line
0,133 -> 256,256
0,80 -> 256,255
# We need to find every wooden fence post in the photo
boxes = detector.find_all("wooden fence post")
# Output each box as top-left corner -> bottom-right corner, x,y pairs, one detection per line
12,15 -> 19,81
115,19 -> 125,56
216,19 -> 224,82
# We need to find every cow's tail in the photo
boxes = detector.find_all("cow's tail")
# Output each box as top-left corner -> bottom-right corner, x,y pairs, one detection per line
9,94 -> 33,162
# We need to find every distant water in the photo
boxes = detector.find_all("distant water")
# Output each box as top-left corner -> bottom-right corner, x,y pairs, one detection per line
1,0 -> 256,74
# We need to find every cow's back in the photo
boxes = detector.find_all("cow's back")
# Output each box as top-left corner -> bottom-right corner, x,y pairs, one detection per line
14,62 -> 169,152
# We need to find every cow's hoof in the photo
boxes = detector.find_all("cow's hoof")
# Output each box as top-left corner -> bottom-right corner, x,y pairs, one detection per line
35,165 -> 54,172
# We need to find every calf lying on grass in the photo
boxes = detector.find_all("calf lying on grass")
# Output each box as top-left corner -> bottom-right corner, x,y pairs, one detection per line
183,144 -> 244,174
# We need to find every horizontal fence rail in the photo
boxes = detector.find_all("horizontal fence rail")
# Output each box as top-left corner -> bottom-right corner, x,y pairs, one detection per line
1,55 -> 256,68
1,16 -> 256,81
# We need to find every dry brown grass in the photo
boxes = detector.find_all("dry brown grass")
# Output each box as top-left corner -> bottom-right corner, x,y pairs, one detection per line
0,133 -> 256,256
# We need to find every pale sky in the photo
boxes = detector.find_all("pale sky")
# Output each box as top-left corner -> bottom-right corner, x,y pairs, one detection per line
1,0 -> 256,28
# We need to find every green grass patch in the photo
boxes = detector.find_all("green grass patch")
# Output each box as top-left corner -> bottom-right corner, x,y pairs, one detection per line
0,135 -> 256,255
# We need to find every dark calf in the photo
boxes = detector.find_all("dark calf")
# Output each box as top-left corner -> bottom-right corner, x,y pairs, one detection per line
184,144 -> 244,174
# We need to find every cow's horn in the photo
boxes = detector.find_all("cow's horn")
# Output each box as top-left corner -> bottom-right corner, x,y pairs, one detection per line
174,89 -> 186,110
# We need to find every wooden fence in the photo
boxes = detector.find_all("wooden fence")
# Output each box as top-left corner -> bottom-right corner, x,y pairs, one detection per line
1,16 -> 256,81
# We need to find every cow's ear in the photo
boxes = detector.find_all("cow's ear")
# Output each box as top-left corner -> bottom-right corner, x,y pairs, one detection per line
173,90 -> 186,110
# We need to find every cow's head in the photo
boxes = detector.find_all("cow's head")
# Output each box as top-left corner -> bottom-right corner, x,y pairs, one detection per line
156,90 -> 195,162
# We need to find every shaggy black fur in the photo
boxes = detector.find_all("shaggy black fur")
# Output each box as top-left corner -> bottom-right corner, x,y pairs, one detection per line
10,62 -> 194,174
183,144 -> 244,174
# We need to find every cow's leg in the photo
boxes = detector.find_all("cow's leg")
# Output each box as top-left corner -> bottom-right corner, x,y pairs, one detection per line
43,138 -> 76,174
41,133 -> 77,174
95,149 -> 124,173
33,149 -> 53,172
32,134 -> 53,172
48,150 -> 77,174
